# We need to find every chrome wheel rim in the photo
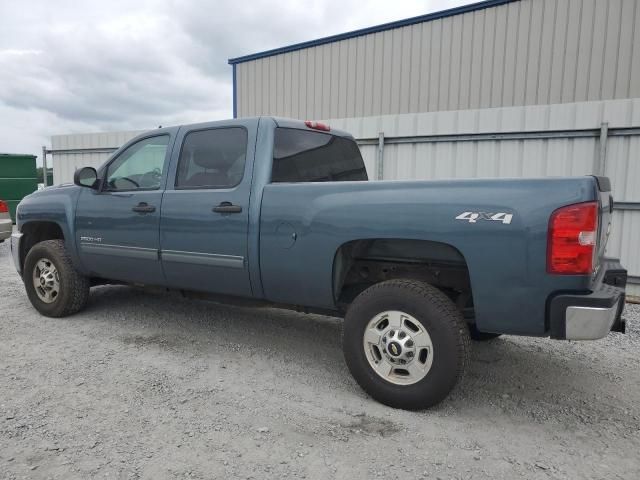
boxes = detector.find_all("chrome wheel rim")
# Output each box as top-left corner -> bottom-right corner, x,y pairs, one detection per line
32,258 -> 60,304
363,310 -> 434,386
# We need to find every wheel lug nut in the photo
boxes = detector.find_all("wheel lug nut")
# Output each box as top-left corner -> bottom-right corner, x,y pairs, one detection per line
389,330 -> 395,336
382,337 -> 387,343
406,351 -> 414,358
406,340 -> 414,347
398,331 -> 406,339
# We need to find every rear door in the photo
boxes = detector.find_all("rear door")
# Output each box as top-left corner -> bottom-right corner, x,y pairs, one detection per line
159,120 -> 257,296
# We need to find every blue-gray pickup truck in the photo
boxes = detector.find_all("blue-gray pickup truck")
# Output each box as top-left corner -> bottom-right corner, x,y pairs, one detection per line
11,117 -> 627,409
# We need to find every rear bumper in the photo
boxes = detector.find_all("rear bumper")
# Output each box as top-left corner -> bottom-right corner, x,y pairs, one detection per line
548,259 -> 626,340
10,231 -> 23,276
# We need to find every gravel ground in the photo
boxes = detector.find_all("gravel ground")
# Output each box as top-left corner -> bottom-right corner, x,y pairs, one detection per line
1,239 -> 639,480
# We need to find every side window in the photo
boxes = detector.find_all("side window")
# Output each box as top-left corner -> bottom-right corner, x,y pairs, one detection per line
271,128 -> 368,183
176,128 -> 248,189
105,136 -> 169,191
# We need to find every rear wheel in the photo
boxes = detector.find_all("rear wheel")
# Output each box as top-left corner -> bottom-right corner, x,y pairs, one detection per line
343,279 -> 470,410
24,239 -> 90,317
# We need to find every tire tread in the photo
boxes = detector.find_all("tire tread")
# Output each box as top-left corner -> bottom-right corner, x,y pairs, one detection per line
343,279 -> 471,409
24,239 -> 89,317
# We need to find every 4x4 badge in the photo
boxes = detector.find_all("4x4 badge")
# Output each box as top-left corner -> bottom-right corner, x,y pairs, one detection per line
455,212 -> 513,225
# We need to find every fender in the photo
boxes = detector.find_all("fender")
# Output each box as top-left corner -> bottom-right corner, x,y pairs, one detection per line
16,185 -> 87,275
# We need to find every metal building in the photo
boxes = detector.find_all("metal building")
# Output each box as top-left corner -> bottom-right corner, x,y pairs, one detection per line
230,0 -> 640,118
49,0 -> 640,297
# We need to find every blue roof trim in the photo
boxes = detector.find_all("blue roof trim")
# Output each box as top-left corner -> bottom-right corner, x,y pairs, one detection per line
228,0 -> 517,65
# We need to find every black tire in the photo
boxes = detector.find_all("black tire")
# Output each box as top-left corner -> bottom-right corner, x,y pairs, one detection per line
343,279 -> 470,410
468,324 -> 502,341
23,239 -> 90,317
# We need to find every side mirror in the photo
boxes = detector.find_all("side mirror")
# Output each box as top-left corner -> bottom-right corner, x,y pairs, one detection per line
74,167 -> 99,189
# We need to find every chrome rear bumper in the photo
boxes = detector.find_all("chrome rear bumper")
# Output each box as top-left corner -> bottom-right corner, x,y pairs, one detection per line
548,258 -> 626,340
565,300 -> 621,340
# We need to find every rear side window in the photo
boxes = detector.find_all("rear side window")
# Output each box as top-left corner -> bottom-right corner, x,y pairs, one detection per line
176,127 -> 247,189
271,128 -> 368,183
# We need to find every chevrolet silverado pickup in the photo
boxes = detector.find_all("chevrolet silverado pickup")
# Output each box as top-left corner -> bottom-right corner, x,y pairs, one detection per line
11,117 -> 627,409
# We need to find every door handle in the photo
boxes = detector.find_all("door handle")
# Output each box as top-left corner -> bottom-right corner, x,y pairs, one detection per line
212,202 -> 242,214
132,202 -> 156,213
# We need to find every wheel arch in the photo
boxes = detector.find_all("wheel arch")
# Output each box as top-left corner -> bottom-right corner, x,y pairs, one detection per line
19,221 -> 66,274
332,238 -> 473,316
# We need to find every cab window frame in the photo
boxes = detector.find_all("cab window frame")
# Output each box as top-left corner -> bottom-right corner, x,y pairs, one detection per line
174,126 -> 249,191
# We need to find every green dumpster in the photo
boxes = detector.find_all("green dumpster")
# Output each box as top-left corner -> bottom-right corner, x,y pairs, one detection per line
0,153 -> 38,222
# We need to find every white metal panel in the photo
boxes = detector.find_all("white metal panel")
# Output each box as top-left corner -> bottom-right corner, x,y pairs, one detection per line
328,99 -> 640,198
607,210 -> 640,298
327,99 -> 640,287
50,130 -> 144,185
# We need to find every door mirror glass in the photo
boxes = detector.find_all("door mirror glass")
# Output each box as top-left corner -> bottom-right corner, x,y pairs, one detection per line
74,167 -> 98,189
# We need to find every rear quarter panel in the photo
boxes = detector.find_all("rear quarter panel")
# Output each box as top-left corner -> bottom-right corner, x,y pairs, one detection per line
259,177 -> 599,336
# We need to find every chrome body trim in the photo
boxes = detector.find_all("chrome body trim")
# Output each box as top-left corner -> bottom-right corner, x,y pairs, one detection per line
161,250 -> 245,269
78,242 -> 245,269
79,242 -> 158,261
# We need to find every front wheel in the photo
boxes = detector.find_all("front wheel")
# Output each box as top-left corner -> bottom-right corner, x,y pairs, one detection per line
23,239 -> 90,317
343,279 -> 470,410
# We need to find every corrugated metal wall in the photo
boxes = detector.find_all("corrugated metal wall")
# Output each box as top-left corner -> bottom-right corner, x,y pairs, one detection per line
235,0 -> 640,119
327,98 -> 640,296
51,130 -> 144,185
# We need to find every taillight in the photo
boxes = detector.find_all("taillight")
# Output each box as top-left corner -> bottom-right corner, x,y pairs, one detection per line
304,120 -> 330,132
0,200 -> 8,213
547,201 -> 598,274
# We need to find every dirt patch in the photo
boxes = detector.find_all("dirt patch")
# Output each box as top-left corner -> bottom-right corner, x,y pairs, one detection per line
342,414 -> 402,438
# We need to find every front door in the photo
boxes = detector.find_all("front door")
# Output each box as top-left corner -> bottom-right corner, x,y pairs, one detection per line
159,122 -> 254,296
75,133 -> 174,285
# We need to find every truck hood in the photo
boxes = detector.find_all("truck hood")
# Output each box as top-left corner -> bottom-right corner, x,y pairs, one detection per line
22,183 -> 79,200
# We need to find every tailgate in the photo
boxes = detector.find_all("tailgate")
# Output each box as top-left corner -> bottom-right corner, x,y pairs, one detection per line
593,176 -> 613,274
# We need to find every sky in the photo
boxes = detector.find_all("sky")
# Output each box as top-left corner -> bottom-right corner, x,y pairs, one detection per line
0,0 -> 475,164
